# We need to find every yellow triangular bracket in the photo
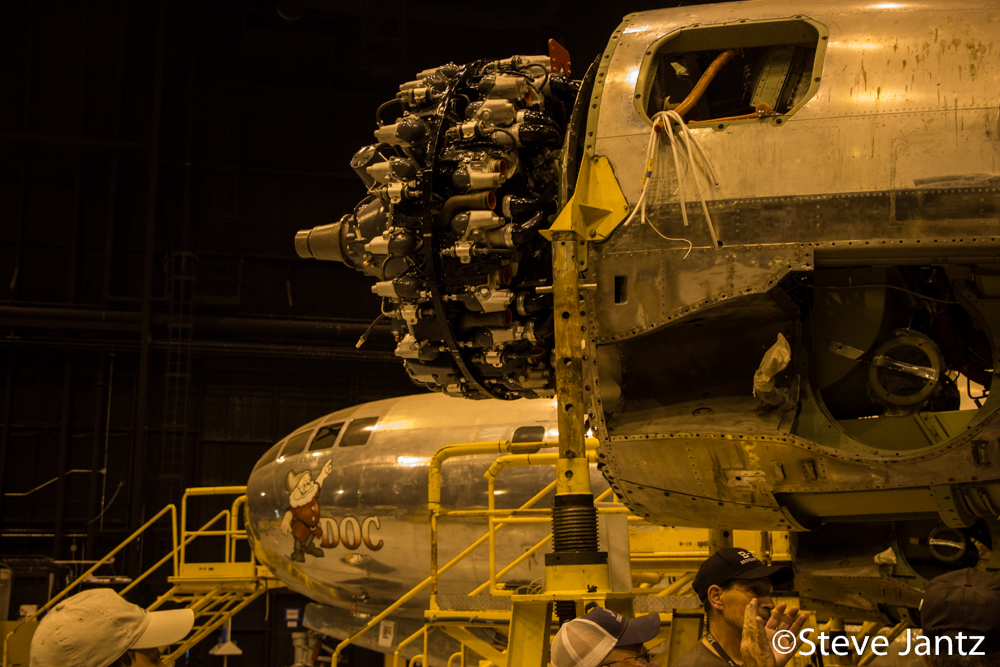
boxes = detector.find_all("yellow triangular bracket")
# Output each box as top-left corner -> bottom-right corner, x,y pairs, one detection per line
542,153 -> 631,269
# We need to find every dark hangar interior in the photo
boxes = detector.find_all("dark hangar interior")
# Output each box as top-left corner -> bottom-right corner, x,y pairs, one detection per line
0,1 -> 713,665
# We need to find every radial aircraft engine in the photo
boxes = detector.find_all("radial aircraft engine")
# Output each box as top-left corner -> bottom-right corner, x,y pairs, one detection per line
295,0 -> 1000,624
245,393 -> 612,659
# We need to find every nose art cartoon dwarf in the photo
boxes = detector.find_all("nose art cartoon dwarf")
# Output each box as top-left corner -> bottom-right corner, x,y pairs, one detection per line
280,459 -> 334,562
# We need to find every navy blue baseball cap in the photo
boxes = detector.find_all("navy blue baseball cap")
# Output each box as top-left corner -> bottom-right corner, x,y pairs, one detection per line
693,548 -> 793,601
551,607 -> 661,667
922,568 -> 1000,654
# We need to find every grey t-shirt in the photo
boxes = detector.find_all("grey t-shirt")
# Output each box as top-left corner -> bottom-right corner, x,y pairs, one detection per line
671,640 -> 734,667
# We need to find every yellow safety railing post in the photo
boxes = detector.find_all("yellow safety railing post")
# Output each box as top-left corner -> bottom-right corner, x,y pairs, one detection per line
393,627 -> 427,667
121,510 -> 231,597
427,441 -> 546,599
3,504 -> 178,667
229,495 -> 249,565
180,486 -> 246,568
332,455 -> 565,659
333,441 -> 615,658
6,487 -> 260,667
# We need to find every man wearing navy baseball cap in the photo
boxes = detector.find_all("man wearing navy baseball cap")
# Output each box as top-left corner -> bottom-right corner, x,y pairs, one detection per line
674,548 -> 805,667
551,607 -> 662,667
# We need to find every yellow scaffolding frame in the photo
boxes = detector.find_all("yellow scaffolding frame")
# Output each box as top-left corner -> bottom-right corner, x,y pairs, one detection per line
2,486 -> 278,667
330,437 -> 656,665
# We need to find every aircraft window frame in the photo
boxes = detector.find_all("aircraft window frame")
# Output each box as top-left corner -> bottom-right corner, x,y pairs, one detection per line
252,439 -> 286,473
338,417 -> 380,447
634,16 -> 828,130
310,422 -> 345,451
279,429 -> 314,459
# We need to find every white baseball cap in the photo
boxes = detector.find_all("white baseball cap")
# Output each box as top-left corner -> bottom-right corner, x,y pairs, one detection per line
551,607 -> 661,667
30,588 -> 194,667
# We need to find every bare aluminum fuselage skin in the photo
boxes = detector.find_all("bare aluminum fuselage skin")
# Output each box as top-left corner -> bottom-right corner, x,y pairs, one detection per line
245,393 -> 608,617
588,0 -> 1000,522
579,0 -> 1000,619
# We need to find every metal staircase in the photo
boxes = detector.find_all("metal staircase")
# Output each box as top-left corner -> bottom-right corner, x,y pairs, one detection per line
2,486 -> 281,667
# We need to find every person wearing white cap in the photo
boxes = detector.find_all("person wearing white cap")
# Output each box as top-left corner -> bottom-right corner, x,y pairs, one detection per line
551,607 -> 662,667
29,588 -> 195,667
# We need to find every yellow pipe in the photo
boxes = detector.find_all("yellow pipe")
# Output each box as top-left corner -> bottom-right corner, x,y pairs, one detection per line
483,439 -> 599,481
183,486 -> 248,496
429,440 -> 545,510
439,509 -> 551,517
482,447 -> 598,591
428,439 -> 545,598
656,572 -> 696,597
229,495 -> 247,563
393,627 -> 427,667
481,472 -> 612,597
632,552 -> 708,558
447,652 -> 464,667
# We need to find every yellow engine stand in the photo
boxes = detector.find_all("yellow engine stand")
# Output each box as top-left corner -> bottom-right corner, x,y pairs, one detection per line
501,229 -> 635,667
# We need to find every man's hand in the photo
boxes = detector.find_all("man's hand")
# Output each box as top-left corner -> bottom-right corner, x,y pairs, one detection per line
765,602 -> 807,667
742,598 -> 777,667
280,510 -> 293,535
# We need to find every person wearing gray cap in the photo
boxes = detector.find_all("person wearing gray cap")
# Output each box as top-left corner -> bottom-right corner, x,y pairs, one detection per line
674,548 -> 805,667
29,588 -> 194,667
551,607 -> 662,667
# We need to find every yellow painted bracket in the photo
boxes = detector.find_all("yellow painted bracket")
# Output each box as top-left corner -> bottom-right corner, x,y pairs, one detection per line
542,153 -> 631,269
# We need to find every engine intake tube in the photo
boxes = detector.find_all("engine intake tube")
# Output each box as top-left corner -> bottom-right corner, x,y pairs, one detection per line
295,216 -> 353,267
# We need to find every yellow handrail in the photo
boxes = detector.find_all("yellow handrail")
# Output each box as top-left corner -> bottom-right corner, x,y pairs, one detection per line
333,439 -> 617,658
180,486 -> 247,567
6,487 -> 258,667
120,510 -> 230,596
393,626 -> 428,667
478,484 -> 615,597
427,440 -> 549,597
331,453 -> 562,658
2,504 -> 178,667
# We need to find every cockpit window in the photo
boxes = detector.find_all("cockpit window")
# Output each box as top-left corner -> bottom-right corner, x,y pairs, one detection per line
311,422 -> 344,451
280,429 -> 313,458
637,17 -> 827,128
252,439 -> 285,473
339,417 -> 379,447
